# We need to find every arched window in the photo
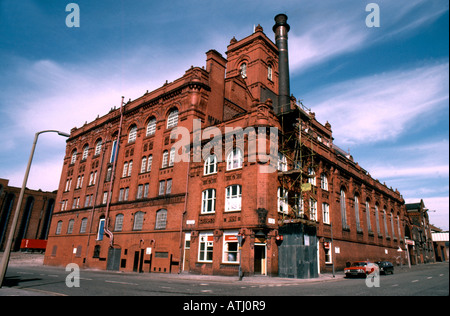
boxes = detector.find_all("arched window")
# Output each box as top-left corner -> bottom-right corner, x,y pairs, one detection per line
114,214 -> 124,232
94,139 -> 102,156
204,154 -> 217,175
366,199 -> 372,233
128,125 -> 137,143
82,145 -> 89,160
162,150 -> 169,168
71,149 -> 77,164
122,162 -> 128,178
355,195 -> 361,232
155,209 -> 167,230
56,221 -> 63,235
375,203 -> 381,235
80,218 -> 88,233
167,109 -> 178,129
240,62 -> 247,78
133,212 -> 144,230
146,117 -> 156,136
320,173 -> 328,190
226,148 -> 243,170
340,188 -> 348,230
383,208 -> 389,238
169,147 -> 176,167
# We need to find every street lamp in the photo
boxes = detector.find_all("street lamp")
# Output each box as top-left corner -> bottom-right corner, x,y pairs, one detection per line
0,130 -> 69,287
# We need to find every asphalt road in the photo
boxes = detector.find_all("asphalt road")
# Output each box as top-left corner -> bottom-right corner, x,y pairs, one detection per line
1,261 -> 448,297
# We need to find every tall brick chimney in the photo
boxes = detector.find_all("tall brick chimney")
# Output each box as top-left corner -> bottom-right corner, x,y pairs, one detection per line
272,14 -> 290,114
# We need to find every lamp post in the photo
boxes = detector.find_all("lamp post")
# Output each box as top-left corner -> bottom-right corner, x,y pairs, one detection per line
0,130 -> 69,287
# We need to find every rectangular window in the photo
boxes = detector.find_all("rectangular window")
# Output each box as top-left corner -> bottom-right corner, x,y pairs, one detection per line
325,244 -> 332,264
140,157 -> 147,173
198,232 -> 214,262
310,198 -> 317,221
225,185 -> 241,212
166,179 -> 172,194
124,187 -> 129,201
147,155 -> 153,172
144,183 -> 149,198
223,232 -> 239,263
159,180 -> 165,195
201,189 -> 216,214
137,184 -> 143,199
97,219 -> 105,240
322,203 -> 330,224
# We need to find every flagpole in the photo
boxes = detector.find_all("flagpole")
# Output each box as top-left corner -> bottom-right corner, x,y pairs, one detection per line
104,96 -> 125,248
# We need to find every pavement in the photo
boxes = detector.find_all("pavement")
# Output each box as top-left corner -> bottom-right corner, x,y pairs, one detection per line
0,251 -> 442,296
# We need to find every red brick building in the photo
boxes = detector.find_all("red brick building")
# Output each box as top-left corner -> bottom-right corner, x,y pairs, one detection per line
44,14 -> 409,277
0,178 -> 56,252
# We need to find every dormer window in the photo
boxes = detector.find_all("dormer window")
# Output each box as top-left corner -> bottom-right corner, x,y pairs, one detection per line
240,62 -> 247,78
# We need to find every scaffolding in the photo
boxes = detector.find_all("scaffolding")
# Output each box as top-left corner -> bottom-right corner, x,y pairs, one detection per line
277,99 -> 318,225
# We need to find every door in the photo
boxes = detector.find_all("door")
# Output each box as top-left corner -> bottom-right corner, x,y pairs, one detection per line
183,233 -> 191,272
107,248 -> 121,271
133,251 -> 139,272
254,244 -> 266,275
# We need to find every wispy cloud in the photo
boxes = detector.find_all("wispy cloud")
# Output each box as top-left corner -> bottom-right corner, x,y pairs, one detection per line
306,62 -> 449,145
288,0 -> 448,73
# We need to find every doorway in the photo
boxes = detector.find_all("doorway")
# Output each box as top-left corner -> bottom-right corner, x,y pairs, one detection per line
133,249 -> 144,272
254,244 -> 266,275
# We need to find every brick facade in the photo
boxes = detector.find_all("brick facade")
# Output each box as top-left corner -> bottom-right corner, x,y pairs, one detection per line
0,178 -> 56,251
43,16 -> 410,276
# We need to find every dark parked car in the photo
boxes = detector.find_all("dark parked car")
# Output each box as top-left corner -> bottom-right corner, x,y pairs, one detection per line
375,261 -> 394,275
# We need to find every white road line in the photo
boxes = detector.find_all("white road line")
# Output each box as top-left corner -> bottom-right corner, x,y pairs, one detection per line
201,290 -> 212,293
391,284 -> 399,287
427,277 -> 433,279
17,272 -> 33,275
411,280 -> 419,283
105,280 -> 138,285
48,274 -> 59,277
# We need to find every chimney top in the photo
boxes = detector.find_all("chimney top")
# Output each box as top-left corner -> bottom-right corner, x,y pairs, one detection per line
273,14 -> 290,33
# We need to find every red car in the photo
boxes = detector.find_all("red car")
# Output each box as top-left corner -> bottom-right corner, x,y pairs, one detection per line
344,261 -> 379,278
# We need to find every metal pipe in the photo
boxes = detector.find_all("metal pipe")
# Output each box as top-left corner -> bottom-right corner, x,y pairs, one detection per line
0,130 -> 69,287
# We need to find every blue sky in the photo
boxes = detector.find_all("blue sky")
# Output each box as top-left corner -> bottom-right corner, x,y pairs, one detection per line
0,0 -> 448,229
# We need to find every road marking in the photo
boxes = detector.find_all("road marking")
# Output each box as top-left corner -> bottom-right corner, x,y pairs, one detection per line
439,274 -> 444,277
391,284 -> 399,287
427,277 -> 433,279
17,271 -> 34,275
48,274 -> 59,277
200,283 -> 209,286
411,280 -> 419,283
201,290 -> 212,293
105,280 -> 138,285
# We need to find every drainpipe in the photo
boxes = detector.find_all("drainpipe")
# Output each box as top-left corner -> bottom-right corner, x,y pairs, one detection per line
104,96 -> 125,248
178,154 -> 191,274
